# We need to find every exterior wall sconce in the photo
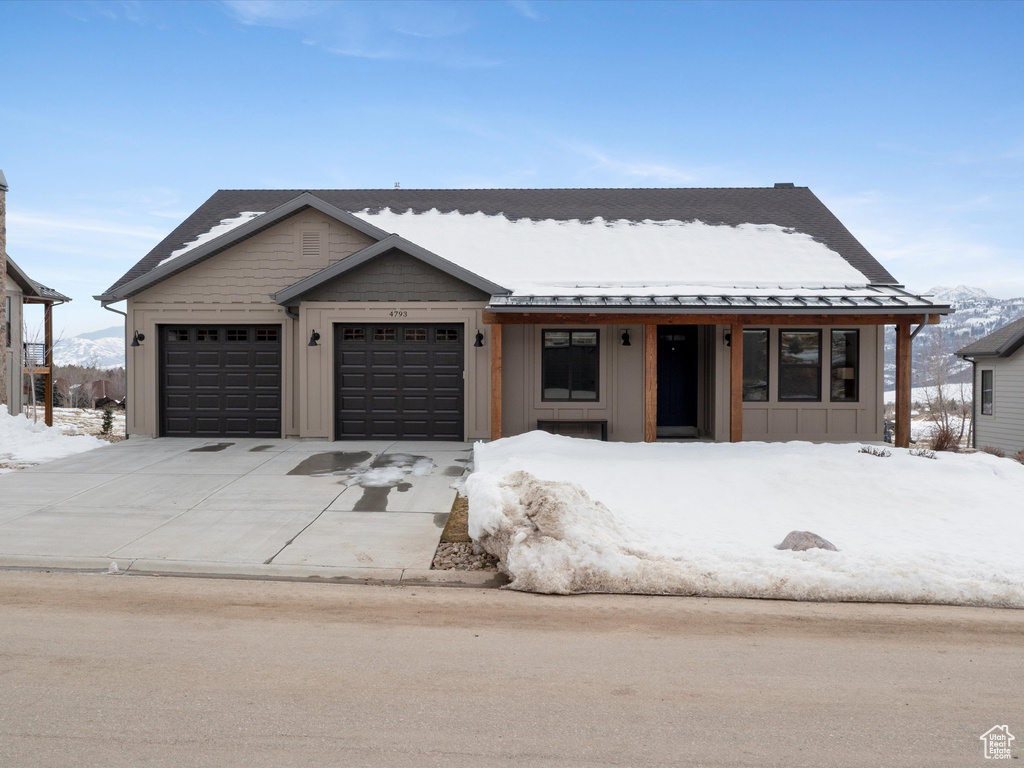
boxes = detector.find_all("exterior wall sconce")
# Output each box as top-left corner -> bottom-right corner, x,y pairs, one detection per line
474,331 -> 484,348
308,330 -> 321,347
131,330 -> 145,347
724,332 -> 732,347
621,329 -> 631,347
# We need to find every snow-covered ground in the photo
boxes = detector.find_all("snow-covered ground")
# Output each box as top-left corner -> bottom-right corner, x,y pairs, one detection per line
0,405 -> 107,473
20,406 -> 127,439
883,384 -> 972,405
467,432 -> 1024,607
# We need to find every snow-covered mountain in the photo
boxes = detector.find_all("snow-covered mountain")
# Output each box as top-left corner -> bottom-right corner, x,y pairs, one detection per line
884,286 -> 1024,390
53,326 -> 125,369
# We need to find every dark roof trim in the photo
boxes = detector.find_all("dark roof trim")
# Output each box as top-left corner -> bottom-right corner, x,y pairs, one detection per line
955,317 -> 1024,359
485,305 -> 943,316
273,234 -> 509,305
96,192 -> 394,302
5,255 -> 71,303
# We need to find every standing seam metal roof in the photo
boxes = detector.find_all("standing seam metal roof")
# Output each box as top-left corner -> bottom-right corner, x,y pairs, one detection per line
102,186 -> 898,297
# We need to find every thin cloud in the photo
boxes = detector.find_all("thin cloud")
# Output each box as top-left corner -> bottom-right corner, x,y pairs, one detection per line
568,143 -> 699,186
508,1 -> 540,20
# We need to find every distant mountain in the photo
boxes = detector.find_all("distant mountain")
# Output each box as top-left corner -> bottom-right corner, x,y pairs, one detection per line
53,327 -> 125,369
883,286 -> 1024,391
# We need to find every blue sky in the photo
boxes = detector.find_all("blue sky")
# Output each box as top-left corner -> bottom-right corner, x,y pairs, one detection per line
1,0 -> 1022,336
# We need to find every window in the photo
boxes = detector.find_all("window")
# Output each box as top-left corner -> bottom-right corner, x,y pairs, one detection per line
542,330 -> 598,401
4,296 -> 10,348
982,370 -> 993,415
373,327 -> 396,342
404,328 -> 427,342
778,330 -> 821,401
196,328 -> 219,342
341,327 -> 364,342
226,328 -> 248,342
830,330 -> 859,402
435,328 -> 459,342
256,328 -> 278,342
167,328 -> 189,342
742,329 -> 769,401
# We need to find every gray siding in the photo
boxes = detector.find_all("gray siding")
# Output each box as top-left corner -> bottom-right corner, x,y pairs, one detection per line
973,355 -> 1024,455
301,250 -> 490,303
3,277 -> 23,415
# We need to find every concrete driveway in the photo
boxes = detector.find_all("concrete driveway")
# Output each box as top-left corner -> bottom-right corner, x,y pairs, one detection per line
0,438 -> 485,583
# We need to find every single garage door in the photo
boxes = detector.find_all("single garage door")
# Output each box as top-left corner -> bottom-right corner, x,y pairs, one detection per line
335,323 -> 464,440
160,324 -> 282,437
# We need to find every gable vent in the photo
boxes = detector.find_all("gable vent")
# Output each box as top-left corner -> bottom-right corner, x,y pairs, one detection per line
300,231 -> 321,259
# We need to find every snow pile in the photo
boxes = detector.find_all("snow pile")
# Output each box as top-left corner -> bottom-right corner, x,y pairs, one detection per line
0,404 -> 106,471
353,209 -> 868,294
467,432 -> 1024,607
343,453 -> 435,488
160,211 -> 264,265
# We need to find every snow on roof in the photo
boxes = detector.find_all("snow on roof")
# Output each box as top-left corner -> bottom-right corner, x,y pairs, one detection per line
351,208 -> 870,295
159,211 -> 264,266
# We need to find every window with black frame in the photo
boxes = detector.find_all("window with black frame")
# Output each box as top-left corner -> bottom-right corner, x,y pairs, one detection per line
742,329 -> 769,401
778,330 -> 821,401
830,329 -> 859,402
542,330 -> 598,401
981,370 -> 993,415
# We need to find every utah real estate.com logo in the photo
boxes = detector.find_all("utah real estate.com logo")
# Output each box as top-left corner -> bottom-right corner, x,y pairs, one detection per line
980,725 -> 1015,760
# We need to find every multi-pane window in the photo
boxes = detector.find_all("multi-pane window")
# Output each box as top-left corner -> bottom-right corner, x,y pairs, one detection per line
742,329 -> 769,402
981,370 -> 994,415
542,330 -> 598,401
404,328 -> 427,342
342,328 -> 364,342
373,327 -> 396,342
196,328 -> 219,342
778,330 -> 821,402
435,329 -> 459,342
4,296 -> 11,348
256,328 -> 278,342
830,330 -> 859,402
226,328 -> 248,342
167,328 -> 189,342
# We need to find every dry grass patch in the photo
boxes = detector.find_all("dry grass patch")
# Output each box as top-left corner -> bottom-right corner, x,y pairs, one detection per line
441,495 -> 471,543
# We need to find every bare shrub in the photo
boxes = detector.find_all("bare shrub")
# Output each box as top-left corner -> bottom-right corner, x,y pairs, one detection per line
1013,449 -> 1024,465
981,446 -> 1006,458
859,446 -> 891,458
929,423 -> 960,452
910,448 -> 937,460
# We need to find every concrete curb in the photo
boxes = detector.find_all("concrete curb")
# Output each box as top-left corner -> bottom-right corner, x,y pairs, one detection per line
0,555 -> 509,588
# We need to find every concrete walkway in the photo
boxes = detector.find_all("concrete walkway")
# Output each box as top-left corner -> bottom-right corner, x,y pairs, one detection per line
0,437 -> 497,585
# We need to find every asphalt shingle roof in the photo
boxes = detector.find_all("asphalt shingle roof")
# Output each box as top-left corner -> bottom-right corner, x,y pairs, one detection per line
955,316 -> 1024,358
101,186 -> 899,298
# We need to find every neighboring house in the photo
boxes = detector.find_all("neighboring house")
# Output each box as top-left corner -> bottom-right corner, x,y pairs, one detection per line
95,185 -> 950,444
3,254 -> 71,423
955,317 -> 1024,454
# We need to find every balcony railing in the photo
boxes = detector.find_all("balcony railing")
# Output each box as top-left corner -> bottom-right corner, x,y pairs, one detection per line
23,343 -> 47,368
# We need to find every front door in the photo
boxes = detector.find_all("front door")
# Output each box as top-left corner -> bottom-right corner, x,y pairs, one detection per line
657,325 -> 699,437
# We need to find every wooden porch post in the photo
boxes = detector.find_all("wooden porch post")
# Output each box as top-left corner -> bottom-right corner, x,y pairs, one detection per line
490,323 -> 502,441
644,324 -> 657,442
44,301 -> 53,426
895,321 -> 911,448
730,323 -> 744,442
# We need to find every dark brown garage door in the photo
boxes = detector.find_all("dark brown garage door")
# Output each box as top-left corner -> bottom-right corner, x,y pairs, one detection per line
335,324 -> 464,440
160,325 -> 282,437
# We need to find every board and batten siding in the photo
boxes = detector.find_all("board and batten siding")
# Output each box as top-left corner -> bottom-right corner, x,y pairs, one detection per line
973,355 -> 1024,455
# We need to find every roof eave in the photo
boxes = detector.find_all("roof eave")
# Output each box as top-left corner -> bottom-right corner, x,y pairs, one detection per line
273,233 -> 509,305
101,192 -> 395,302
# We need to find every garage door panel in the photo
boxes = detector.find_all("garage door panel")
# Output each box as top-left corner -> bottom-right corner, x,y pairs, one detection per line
160,325 -> 281,437
335,323 -> 464,440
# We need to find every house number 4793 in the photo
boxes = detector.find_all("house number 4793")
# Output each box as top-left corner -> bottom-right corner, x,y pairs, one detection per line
389,310 -> 408,318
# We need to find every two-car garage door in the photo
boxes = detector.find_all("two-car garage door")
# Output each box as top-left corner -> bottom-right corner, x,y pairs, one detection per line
159,322 -> 465,440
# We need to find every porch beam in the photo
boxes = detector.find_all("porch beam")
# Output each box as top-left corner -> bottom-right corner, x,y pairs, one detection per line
644,325 -> 657,442
730,323 -> 744,442
483,311 -> 937,327
895,321 -> 911,448
490,324 -> 502,441
44,302 -> 53,426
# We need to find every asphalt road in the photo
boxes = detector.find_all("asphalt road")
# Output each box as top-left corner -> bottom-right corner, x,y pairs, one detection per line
1,570 -> 1021,767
